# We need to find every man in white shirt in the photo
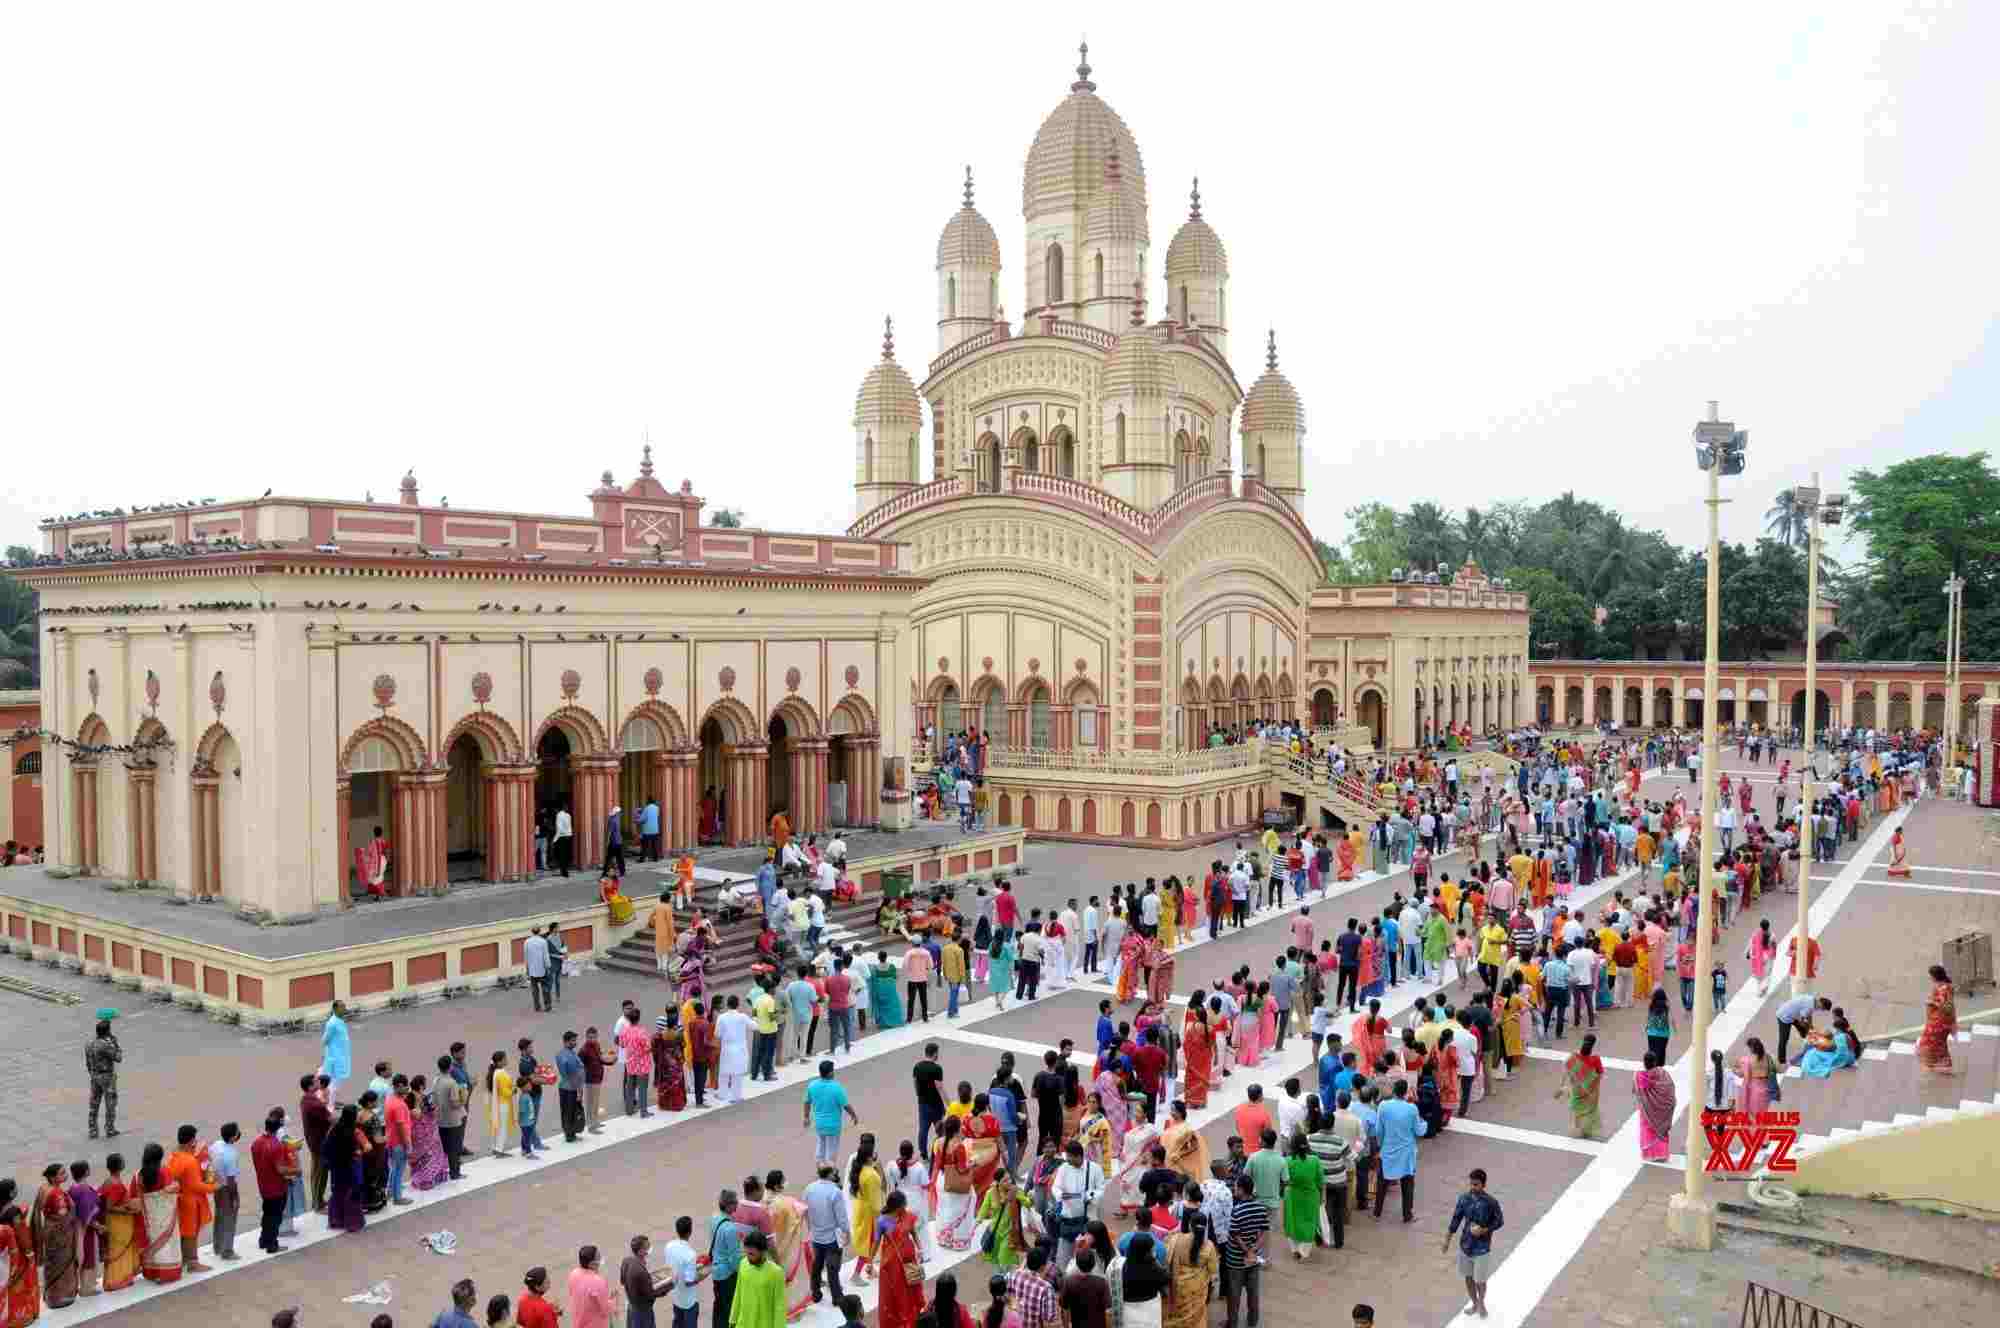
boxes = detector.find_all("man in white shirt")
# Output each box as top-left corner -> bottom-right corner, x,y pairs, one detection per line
956,778 -> 974,830
1566,945 -> 1598,1029
662,1213 -> 710,1317
552,804 -> 574,877
1050,1139 -> 1105,1267
826,835 -> 848,870
1716,805 -> 1736,854
715,996 -> 754,1104
1140,887 -> 1161,937
524,926 -> 552,1012
1275,1079 -> 1309,1141
1399,901 -> 1425,980
1059,901 -> 1083,976
807,892 -> 828,952
1082,897 -> 1102,973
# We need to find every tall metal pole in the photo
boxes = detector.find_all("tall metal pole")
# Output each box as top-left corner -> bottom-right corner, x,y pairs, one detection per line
1794,474 -> 1819,995
1944,577 -> 1961,778
1671,402 -> 1731,1250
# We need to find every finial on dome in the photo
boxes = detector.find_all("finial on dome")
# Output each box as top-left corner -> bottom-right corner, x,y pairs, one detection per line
639,432 -> 654,479
1265,328 -> 1278,372
962,165 -> 974,209
1130,277 -> 1146,328
882,315 -> 895,361
1189,177 -> 1202,220
1072,38 -> 1095,91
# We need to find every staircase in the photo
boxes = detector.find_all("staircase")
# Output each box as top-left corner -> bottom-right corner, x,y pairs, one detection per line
1265,748 -> 1392,829
597,890 -> 898,992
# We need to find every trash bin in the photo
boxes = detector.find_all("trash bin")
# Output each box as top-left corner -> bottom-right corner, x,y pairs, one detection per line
882,868 -> 913,902
1942,930 -> 1993,994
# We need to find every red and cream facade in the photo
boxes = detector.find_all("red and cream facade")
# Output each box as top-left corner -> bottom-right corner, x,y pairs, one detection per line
1528,659 -> 1998,736
23,457 -> 916,918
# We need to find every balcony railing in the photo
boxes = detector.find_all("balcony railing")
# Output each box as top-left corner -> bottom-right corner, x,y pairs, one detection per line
985,744 -> 1261,778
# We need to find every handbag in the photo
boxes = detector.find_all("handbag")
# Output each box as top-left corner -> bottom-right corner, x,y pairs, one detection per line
903,1258 -> 925,1286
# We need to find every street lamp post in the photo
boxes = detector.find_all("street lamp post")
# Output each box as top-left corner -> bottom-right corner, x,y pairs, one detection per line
1669,400 -> 1746,1252
1790,478 -> 1842,996
1943,575 -> 1965,782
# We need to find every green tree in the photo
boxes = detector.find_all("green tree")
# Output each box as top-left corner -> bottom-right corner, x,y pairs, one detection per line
1337,502 -> 1405,583
1401,502 -> 1460,577
1845,452 -> 2000,660
1586,512 -> 1662,597
1596,582 -> 1675,658
708,508 -> 744,528
1764,488 -> 1809,549
1511,567 -> 1594,659
0,551 -> 37,689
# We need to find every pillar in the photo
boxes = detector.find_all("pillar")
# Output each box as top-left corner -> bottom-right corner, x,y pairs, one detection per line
793,738 -> 829,833
1581,673 -> 1594,724
335,777 -> 352,906
73,761 -> 99,874
192,773 -> 220,900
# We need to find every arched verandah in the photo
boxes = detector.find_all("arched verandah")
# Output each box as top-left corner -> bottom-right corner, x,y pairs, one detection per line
337,715 -> 434,900
699,697 -> 766,846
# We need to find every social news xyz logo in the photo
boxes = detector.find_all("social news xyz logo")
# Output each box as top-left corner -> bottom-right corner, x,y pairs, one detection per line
1699,1109 -> 1801,1175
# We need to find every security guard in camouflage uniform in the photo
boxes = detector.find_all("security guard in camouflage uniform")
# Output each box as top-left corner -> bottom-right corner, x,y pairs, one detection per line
85,1016 -> 122,1138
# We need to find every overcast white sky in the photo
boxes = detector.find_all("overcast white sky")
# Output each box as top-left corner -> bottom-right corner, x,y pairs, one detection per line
4,2 -> 1995,562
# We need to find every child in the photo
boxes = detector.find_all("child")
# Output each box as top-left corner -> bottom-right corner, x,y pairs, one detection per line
1676,939 -> 1696,1012
1709,961 -> 1729,1015
1451,929 -> 1475,990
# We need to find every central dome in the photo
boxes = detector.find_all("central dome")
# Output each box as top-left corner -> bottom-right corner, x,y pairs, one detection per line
1023,44 -> 1149,226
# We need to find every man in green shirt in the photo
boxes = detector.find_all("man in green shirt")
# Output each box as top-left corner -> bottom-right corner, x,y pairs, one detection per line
731,1231 -> 787,1328
1244,1126 -> 1287,1208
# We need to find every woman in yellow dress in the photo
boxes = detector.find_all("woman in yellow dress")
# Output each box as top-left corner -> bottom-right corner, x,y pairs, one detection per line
1076,1092 -> 1115,1177
1440,877 -> 1461,921
484,1050 -> 516,1157
1632,936 -> 1653,1003
847,1133 -> 886,1284
1159,882 -> 1180,952
1500,980 -> 1528,1070
1162,1212 -> 1219,1328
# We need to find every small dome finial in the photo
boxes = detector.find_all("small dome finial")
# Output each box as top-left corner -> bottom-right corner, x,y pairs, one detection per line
1129,277 -> 1146,328
962,165 -> 974,209
1189,177 -> 1202,219
1266,328 -> 1278,372
1072,38 -> 1094,91
882,314 -> 895,361
639,431 -> 654,479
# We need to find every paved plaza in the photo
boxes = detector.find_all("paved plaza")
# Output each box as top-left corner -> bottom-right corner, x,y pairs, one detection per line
5,757 -> 1999,1327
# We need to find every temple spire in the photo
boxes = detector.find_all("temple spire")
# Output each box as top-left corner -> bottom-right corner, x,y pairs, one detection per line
962,165 -> 974,209
1265,328 -> 1278,372
881,315 -> 895,361
639,431 -> 654,479
1190,176 -> 1202,219
1072,38 -> 1095,92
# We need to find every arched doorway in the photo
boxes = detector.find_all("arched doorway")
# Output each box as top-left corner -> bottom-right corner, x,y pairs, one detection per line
1564,686 -> 1583,726
1024,682 -> 1051,747
1017,428 -> 1040,474
1716,688 -> 1737,726
828,695 -> 878,827
1789,690 -> 1831,733
935,681 -> 963,737
72,714 -> 110,873
446,731 -> 490,880
1851,691 -> 1875,729
1311,688 -> 1336,726
1921,691 -> 1945,732
698,698 -> 765,845
1653,688 -> 1673,727
536,726 -> 573,828
619,713 -> 666,850
977,435 -> 1001,493
1052,426 -> 1076,478
1356,688 -> 1386,749
1684,689 -> 1704,728
1886,691 -> 1912,730
768,698 -> 823,834
1623,687 -> 1642,727
1536,685 -> 1553,725
1746,689 -> 1768,729
128,718 -> 172,887
698,716 -> 728,842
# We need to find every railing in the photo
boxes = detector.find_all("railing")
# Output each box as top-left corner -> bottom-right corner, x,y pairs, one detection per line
926,326 -> 1005,379
1009,471 -> 1154,534
1150,473 -> 1231,540
985,743 -> 1261,778
849,476 -> 966,537
1740,1283 -> 1863,1328
1045,318 -> 1116,350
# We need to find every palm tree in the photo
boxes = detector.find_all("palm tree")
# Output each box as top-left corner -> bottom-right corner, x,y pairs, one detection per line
1765,489 -> 1808,548
1588,513 -> 1658,597
1461,507 -> 1488,568
1402,502 -> 1460,576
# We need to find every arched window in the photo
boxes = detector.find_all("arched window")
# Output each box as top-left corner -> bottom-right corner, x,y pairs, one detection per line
1027,685 -> 1052,747
1022,433 -> 1039,472
947,275 -> 957,319
14,751 -> 40,776
938,685 -> 962,735
863,433 -> 874,480
979,437 -> 1002,492
1094,253 -> 1104,298
1046,243 -> 1065,305
988,276 -> 997,312
1057,431 -> 1076,478
1180,284 -> 1189,322
1258,442 -> 1268,481
1115,411 -> 1127,464
982,686 -> 1005,739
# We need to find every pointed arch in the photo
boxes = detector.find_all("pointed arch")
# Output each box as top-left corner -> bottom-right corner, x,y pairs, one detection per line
439,710 -> 524,765
1230,674 -> 1250,701
1254,673 -> 1274,700
1207,676 -> 1228,703
1066,676 -> 1101,707
194,720 -> 238,769
76,712 -> 110,747
769,695 -> 823,740
338,715 -> 427,775
616,700 -> 688,753
698,696 -> 761,746
1015,673 -> 1054,705
532,704 -> 610,758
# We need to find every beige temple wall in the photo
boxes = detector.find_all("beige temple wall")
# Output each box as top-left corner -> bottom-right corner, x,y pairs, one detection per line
36,564 -> 913,918
1308,592 -> 1530,749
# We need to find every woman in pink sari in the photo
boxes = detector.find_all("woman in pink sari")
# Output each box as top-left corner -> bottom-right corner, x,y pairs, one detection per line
1916,965 -> 1957,1073
1235,987 -> 1262,1068
1255,981 -> 1277,1060
1351,1000 -> 1389,1072
1092,1068 -> 1130,1152
1634,1052 -> 1676,1161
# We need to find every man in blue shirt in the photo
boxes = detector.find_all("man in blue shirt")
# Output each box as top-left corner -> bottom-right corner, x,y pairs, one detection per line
1095,1001 -> 1118,1057
433,1278 -> 480,1328
640,797 -> 662,863
801,1164 -> 850,1304
554,1031 -> 587,1142
1372,1080 -> 1422,1222
1443,1167 -> 1504,1318
1381,914 -> 1401,986
1316,1035 -> 1343,1107
709,1189 -> 747,1328
803,1060 -> 860,1166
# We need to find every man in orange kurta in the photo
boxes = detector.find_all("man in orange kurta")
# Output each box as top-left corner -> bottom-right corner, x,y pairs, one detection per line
164,1127 -> 217,1273
651,894 -> 677,970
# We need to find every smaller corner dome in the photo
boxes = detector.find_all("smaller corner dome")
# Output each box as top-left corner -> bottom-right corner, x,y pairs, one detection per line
937,168 -> 1001,269
1101,323 -> 1171,397
1241,330 -> 1305,434
853,317 -> 923,427
1165,179 -> 1227,279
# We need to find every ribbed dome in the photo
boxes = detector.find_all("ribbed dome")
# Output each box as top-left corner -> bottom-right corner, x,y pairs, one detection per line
1241,331 -> 1305,434
937,167 -> 1001,269
1084,141 -> 1144,246
1101,322 -> 1171,397
1165,179 -> 1227,279
1024,45 -> 1149,226
853,317 -> 922,426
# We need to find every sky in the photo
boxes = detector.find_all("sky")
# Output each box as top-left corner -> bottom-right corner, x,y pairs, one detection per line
3,2 -> 1996,563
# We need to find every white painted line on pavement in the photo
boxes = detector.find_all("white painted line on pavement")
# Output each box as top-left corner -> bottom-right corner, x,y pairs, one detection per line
1522,1045 -> 1645,1074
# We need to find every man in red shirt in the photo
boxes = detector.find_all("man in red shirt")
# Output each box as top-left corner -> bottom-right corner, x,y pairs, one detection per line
515,1265 -> 561,1328
384,1075 -> 414,1205
249,1110 -> 296,1254
685,1001 -> 716,1109
823,957 -> 855,1056
1232,1084 -> 1274,1153
995,883 -> 1020,935
1130,1027 -> 1167,1121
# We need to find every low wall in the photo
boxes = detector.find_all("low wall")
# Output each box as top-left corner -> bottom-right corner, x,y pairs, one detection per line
0,826 -> 1026,1025
1790,1110 -> 2000,1213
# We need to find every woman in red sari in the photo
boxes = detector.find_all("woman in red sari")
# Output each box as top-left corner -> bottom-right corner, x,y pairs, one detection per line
31,1164 -> 76,1309
1885,829 -> 1912,878
872,1191 -> 925,1328
1181,1003 -> 1213,1109
1916,964 -> 1957,1074
0,1180 -> 38,1328
959,1098 -> 1004,1201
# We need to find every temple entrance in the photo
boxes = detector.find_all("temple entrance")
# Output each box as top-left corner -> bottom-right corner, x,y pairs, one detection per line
1311,688 -> 1336,726
767,714 -> 794,824
1790,689 -> 1831,733
699,716 -> 727,842
1356,688 -> 1385,749
620,714 -> 664,848
536,727 -> 573,825
1684,696 -> 1704,727
445,732 -> 489,880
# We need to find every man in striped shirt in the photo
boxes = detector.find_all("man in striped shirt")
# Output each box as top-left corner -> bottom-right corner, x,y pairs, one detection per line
1306,1105 -> 1352,1249
1221,1174 -> 1269,1328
